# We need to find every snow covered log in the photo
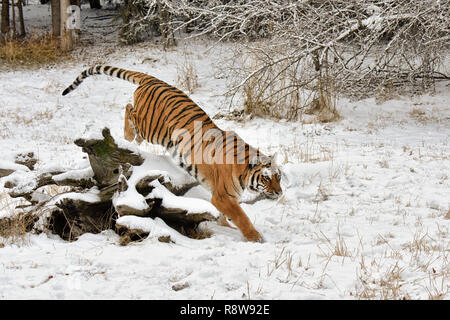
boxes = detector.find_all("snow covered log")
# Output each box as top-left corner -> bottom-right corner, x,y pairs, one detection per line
1,127 -> 219,242
0,152 -> 37,179
0,168 -> 15,179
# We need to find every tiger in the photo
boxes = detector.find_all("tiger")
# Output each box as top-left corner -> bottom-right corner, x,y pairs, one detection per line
62,65 -> 282,242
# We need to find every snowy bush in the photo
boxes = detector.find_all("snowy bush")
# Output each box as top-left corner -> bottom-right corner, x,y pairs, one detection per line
218,0 -> 449,119
117,0 -> 449,119
118,0 -> 176,45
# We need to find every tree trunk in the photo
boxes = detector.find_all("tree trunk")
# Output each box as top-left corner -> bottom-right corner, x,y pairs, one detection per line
17,0 -> 25,37
60,0 -> 73,51
158,0 -> 176,49
11,0 -> 16,36
1,0 -> 9,35
51,0 -> 60,37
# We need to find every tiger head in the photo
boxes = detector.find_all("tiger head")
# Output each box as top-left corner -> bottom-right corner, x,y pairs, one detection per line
246,153 -> 282,199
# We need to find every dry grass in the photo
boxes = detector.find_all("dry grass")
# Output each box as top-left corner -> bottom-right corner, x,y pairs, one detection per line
176,52 -> 199,94
356,258 -> 408,300
0,123 -> 12,139
266,247 -> 296,278
304,84 -> 340,123
0,185 -> 77,246
0,193 -> 36,246
241,63 -> 303,121
242,80 -> 277,119
2,108 -> 55,126
279,138 -> 336,164
224,47 -> 340,123
0,33 -> 69,68
355,251 -> 448,300
353,223 -> 448,300
0,213 -> 37,247
374,80 -> 402,104
409,107 -> 427,119
242,75 -> 339,123
425,268 -> 449,300
316,230 -> 353,259
408,107 -> 439,125
444,208 -> 450,220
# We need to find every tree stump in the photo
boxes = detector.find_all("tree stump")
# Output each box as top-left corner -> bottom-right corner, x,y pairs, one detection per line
74,128 -> 144,187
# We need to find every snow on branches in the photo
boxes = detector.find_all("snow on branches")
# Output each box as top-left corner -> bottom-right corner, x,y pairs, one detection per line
118,0 -> 449,119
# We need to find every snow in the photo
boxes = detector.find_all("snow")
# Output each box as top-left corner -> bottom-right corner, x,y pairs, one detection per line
112,175 -> 150,213
111,152 -> 203,214
52,167 -> 94,182
0,3 -> 449,300
50,188 -> 101,205
146,179 -> 221,218
131,153 -> 197,188
0,160 -> 29,172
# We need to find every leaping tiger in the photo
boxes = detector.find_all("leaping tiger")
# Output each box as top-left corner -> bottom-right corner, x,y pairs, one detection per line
62,65 -> 282,242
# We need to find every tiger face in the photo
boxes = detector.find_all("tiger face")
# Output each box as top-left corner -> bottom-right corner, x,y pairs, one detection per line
259,165 -> 282,199
247,156 -> 282,199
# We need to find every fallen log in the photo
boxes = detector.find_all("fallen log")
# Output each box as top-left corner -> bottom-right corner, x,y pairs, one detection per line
2,127 -> 217,242
0,169 -> 15,179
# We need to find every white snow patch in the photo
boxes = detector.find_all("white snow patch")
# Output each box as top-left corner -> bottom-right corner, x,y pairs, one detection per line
0,160 -> 30,173
116,216 -> 194,245
52,167 -> 94,182
147,180 -> 220,218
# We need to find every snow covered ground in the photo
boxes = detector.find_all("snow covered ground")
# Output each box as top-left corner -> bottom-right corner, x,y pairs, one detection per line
1,4 -> 449,300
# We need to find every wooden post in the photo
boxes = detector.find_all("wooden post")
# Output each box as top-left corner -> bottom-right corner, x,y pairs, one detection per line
60,0 -> 73,51
11,0 -> 16,36
51,0 -> 60,37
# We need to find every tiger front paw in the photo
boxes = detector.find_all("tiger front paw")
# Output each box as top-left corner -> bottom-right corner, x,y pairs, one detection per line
244,229 -> 264,243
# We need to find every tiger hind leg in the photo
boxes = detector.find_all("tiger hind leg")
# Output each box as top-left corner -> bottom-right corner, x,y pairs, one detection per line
124,103 -> 144,144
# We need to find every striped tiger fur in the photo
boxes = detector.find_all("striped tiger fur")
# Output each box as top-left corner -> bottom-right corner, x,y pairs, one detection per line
62,65 -> 282,242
